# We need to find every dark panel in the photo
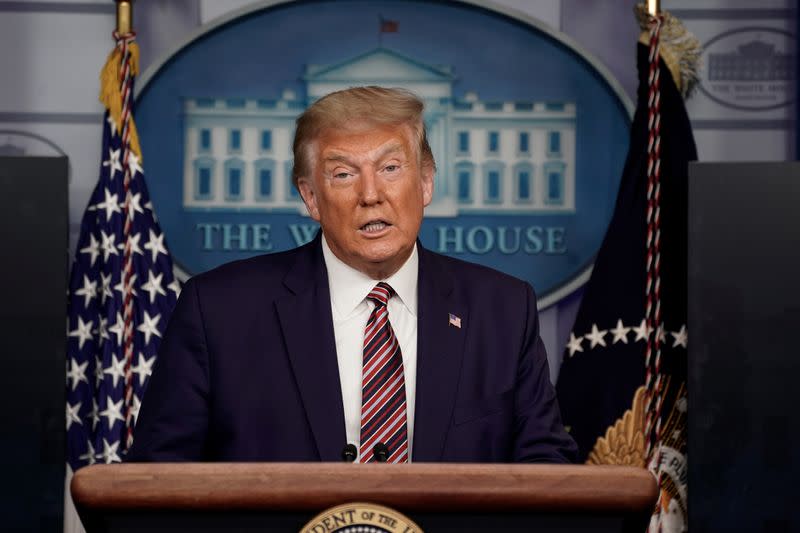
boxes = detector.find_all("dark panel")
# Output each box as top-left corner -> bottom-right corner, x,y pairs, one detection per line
0,156 -> 69,532
688,162 -> 800,533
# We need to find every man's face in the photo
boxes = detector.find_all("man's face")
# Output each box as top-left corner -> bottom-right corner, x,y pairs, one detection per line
297,121 -> 434,279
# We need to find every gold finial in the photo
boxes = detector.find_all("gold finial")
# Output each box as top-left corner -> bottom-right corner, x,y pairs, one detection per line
648,0 -> 660,16
116,0 -> 133,35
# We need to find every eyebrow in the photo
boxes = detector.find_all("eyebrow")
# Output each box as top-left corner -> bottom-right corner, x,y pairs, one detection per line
323,142 -> 405,166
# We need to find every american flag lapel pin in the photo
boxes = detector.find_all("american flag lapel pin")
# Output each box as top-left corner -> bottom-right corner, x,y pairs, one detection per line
448,313 -> 462,329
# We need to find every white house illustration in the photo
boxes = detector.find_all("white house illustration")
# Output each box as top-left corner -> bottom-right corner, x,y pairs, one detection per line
182,47 -> 576,216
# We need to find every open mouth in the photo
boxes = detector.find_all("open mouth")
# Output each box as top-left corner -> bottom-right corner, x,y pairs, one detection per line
360,220 -> 391,233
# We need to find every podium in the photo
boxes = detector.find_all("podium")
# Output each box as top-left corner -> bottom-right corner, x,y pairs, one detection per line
72,463 -> 657,532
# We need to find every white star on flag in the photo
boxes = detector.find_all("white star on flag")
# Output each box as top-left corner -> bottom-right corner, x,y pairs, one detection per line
126,191 -> 145,221
102,147 -> 123,179
671,325 -> 688,348
79,439 -> 97,465
79,234 -> 100,267
107,312 -> 125,347
118,231 -> 143,256
96,188 -> 122,221
566,332 -> 584,357
99,272 -> 114,304
633,318 -> 650,342
103,354 -> 127,388
100,438 -> 122,464
66,401 -> 83,430
585,324 -> 608,348
132,353 -> 156,386
89,397 -> 101,430
143,229 -> 168,263
74,275 -> 98,308
95,316 -> 110,344
137,311 -> 162,345
168,278 -> 182,298
657,323 -> 667,344
113,273 -> 137,298
67,359 -> 89,390
127,151 -> 144,177
99,230 -> 119,261
610,319 -> 631,344
99,397 -> 125,429
68,317 -> 94,350
129,394 -> 142,425
141,270 -> 167,304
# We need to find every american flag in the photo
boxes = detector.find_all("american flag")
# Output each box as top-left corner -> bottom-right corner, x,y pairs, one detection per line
66,33 -> 178,471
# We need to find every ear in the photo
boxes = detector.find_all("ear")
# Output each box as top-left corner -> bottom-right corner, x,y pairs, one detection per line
420,162 -> 434,207
297,178 -> 321,221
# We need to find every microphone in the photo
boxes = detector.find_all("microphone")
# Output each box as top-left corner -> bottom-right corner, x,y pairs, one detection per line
341,443 -> 357,463
372,442 -> 389,462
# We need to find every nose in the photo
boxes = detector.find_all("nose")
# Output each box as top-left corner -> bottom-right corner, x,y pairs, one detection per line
358,168 -> 381,206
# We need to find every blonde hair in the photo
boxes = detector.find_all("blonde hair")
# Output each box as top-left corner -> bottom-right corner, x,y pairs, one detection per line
291,86 -> 435,187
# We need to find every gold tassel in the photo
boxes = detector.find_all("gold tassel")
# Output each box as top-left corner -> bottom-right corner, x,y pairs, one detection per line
99,41 -> 142,161
635,3 -> 702,99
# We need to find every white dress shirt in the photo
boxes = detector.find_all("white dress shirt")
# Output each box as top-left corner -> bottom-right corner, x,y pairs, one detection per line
321,235 -> 418,462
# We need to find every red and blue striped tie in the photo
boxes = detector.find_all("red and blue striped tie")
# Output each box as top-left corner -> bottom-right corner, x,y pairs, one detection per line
359,282 -> 408,463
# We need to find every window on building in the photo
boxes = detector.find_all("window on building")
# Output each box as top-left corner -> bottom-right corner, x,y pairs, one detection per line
548,131 -> 561,156
518,171 -> 530,200
261,130 -> 272,151
193,157 -> 215,201
544,162 -> 565,205
224,159 -> 244,201
199,129 -> 211,152
488,131 -> 500,154
229,168 -> 241,197
513,163 -> 534,203
482,162 -> 504,204
259,169 -> 272,198
254,159 -> 275,201
455,162 -> 474,203
458,131 -> 470,153
519,132 -> 529,154
229,129 -> 242,152
198,167 -> 211,197
487,171 -> 501,202
458,171 -> 471,202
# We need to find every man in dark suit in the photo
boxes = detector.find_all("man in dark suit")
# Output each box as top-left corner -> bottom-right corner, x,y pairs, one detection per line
128,86 -> 576,463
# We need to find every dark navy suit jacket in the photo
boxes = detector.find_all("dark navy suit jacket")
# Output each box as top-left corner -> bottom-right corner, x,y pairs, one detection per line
127,235 -> 576,463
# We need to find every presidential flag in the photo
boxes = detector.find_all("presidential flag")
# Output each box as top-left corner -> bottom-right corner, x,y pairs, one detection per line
556,6 -> 699,532
65,31 -> 178,473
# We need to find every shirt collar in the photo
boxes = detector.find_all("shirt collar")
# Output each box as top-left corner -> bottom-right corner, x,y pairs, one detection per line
322,233 -> 419,319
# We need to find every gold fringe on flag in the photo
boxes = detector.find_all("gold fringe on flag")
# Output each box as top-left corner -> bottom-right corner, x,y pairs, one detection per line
99,41 -> 142,160
635,3 -> 702,99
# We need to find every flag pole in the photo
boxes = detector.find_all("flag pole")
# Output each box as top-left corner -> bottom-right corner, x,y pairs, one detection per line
647,0 -> 660,16
116,0 -> 133,35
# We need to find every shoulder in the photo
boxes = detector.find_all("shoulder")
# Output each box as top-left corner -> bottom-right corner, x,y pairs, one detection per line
420,246 -> 537,302
185,240 -> 315,299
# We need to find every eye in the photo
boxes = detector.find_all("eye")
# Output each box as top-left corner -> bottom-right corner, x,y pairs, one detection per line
384,164 -> 400,173
333,171 -> 352,180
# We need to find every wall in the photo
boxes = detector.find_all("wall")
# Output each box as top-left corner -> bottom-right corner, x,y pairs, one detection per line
0,0 -> 795,383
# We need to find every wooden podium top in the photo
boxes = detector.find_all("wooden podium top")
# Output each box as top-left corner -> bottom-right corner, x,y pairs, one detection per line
72,463 -> 657,513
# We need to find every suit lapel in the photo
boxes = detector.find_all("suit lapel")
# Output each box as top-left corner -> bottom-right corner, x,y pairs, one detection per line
413,246 -> 468,461
275,235 -> 347,461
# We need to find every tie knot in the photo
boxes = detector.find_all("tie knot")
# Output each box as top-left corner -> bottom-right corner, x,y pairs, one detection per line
367,282 -> 394,307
